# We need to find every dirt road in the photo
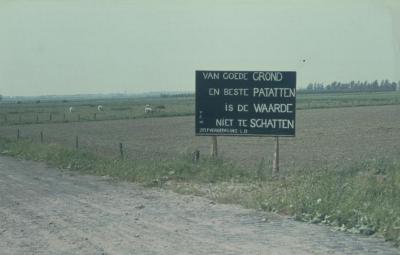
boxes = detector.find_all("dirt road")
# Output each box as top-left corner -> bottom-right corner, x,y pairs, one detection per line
0,156 -> 398,255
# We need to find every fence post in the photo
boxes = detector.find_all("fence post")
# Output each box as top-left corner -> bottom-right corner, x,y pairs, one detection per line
40,131 -> 44,144
17,128 -> 20,140
49,113 -> 52,121
94,113 -> 97,120
75,136 -> 79,149
211,136 -> 218,158
36,114 -> 39,122
272,137 -> 280,175
192,150 -> 200,163
119,143 -> 124,159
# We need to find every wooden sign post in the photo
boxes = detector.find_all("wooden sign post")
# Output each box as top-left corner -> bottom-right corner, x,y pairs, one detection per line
211,136 -> 218,158
272,137 -> 279,174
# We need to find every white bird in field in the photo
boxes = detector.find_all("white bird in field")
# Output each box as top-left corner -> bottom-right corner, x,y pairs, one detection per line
144,104 -> 152,114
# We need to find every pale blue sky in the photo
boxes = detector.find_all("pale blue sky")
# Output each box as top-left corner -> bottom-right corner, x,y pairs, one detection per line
1,0 -> 399,96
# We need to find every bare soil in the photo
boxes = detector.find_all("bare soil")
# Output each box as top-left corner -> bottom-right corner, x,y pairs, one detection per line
1,105 -> 400,171
0,156 -> 399,255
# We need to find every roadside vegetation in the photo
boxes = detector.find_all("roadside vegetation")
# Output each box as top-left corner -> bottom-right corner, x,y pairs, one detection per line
1,136 -> 399,246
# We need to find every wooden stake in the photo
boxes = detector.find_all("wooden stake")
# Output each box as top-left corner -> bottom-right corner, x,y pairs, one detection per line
192,150 -> 200,163
40,131 -> 43,144
75,136 -> 79,149
17,129 -> 20,140
119,142 -> 124,159
272,137 -> 280,175
94,113 -> 97,120
211,136 -> 218,158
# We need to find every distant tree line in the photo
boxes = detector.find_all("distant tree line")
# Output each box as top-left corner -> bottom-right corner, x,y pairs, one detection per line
302,80 -> 400,93
160,93 -> 194,98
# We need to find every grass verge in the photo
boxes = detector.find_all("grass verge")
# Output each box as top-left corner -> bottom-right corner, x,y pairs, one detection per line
0,137 -> 254,185
0,136 -> 399,246
203,162 -> 400,246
